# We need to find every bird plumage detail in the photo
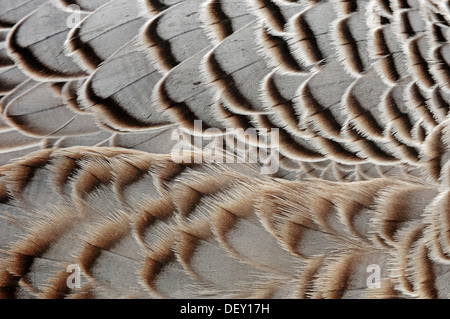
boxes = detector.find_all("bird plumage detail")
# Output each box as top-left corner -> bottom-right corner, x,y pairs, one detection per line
0,0 -> 449,299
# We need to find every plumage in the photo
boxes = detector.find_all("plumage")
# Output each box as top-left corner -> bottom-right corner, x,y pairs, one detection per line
0,0 -> 449,299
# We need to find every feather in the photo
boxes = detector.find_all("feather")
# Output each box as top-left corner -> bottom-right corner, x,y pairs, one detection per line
0,0 -> 449,299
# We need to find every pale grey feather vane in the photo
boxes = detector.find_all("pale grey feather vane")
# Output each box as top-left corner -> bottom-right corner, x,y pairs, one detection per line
0,0 -> 449,299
